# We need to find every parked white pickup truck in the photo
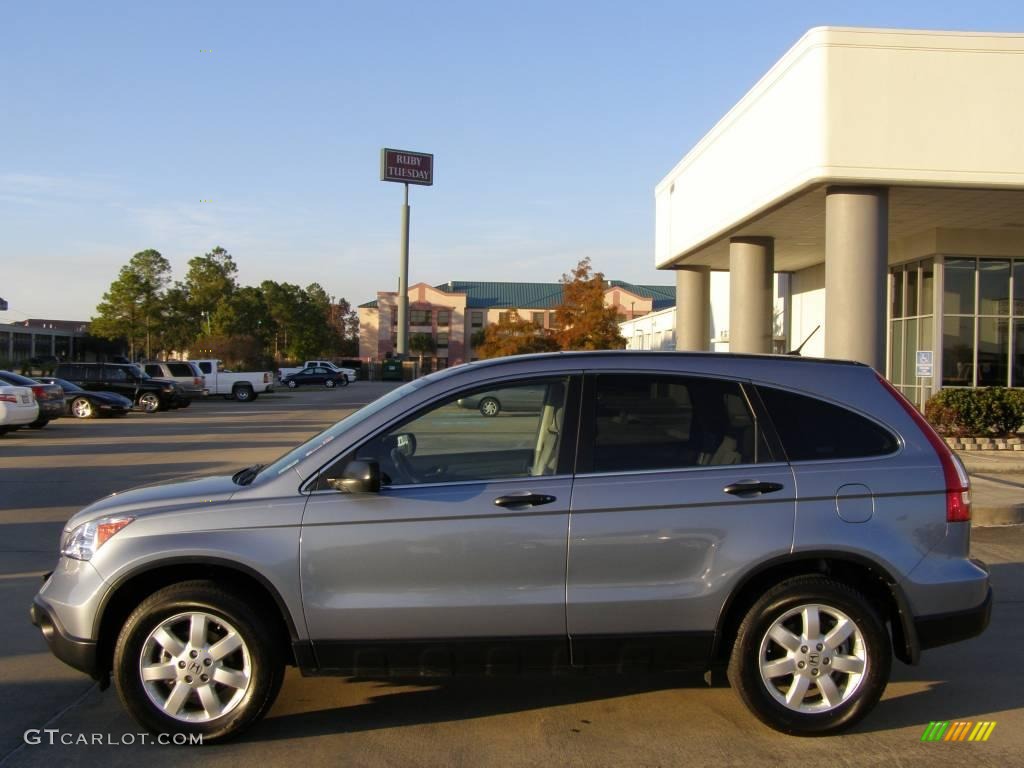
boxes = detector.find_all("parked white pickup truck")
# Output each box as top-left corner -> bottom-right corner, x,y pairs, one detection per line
277,360 -> 357,383
191,359 -> 274,402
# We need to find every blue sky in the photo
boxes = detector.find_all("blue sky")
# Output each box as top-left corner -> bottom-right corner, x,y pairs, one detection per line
2,0 -> 1023,321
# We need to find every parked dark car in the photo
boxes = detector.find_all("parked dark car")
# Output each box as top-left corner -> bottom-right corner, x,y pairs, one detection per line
0,370 -> 64,428
53,362 -> 186,413
37,377 -> 132,419
142,361 -> 206,401
281,366 -> 349,389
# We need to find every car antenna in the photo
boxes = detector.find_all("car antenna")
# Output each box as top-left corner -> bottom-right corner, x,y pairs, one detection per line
786,325 -> 820,356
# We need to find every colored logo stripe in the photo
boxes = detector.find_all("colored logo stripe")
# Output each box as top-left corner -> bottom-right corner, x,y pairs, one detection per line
921,721 -> 996,742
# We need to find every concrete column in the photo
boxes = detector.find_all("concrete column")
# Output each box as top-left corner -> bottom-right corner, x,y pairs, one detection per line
729,237 -> 774,354
675,266 -> 710,351
825,186 -> 888,370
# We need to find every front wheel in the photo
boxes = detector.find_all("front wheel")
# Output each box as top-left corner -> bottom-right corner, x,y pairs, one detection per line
286,380 -> 297,389
113,581 -> 284,743
71,397 -> 96,419
137,393 -> 161,413
727,575 -> 891,735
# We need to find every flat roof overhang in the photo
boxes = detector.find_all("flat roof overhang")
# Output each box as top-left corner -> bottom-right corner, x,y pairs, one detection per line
656,27 -> 1024,271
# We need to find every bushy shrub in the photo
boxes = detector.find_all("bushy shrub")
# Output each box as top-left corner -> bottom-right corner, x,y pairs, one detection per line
925,387 -> 1024,436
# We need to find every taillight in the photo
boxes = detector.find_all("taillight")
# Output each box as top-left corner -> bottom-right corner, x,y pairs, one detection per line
0,394 -> 18,403
194,377 -> 203,387
876,374 -> 971,523
264,373 -> 270,383
31,385 -> 47,400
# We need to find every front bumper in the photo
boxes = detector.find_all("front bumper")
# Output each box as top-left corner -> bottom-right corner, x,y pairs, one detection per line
915,587 -> 993,651
30,597 -> 101,679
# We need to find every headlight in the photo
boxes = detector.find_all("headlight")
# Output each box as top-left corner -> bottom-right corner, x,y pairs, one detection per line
61,516 -> 134,561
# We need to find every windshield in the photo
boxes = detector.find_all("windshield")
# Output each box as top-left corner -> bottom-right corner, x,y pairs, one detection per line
257,377 -> 429,480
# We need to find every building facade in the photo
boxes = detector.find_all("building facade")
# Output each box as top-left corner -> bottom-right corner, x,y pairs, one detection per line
0,319 -> 89,365
359,280 -> 675,365
657,27 -> 1024,407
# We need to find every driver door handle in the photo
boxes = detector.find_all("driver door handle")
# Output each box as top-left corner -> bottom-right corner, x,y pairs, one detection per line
722,481 -> 784,497
494,493 -> 557,508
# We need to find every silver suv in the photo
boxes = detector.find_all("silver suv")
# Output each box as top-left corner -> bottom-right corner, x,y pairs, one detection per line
30,352 -> 991,741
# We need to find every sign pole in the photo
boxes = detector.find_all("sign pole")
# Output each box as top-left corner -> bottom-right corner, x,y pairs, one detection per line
397,182 -> 410,358
380,148 -> 433,362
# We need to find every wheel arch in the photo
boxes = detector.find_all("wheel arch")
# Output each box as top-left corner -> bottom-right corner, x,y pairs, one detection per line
94,557 -> 300,677
713,551 -> 919,667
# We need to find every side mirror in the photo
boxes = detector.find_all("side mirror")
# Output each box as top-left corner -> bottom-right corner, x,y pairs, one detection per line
327,460 -> 381,494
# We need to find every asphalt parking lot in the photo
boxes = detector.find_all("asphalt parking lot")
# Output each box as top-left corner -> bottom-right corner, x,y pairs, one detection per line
1,385 -> 1022,767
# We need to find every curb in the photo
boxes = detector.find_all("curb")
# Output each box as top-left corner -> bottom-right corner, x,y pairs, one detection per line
972,505 -> 1024,526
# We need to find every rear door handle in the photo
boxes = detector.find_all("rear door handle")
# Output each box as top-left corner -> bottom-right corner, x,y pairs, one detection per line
494,493 -> 557,508
723,481 -> 784,497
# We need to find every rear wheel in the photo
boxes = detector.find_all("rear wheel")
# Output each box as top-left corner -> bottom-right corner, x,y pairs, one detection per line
71,397 -> 96,419
137,393 -> 161,413
286,380 -> 297,389
325,379 -> 336,389
113,581 -> 284,743
478,397 -> 501,417
179,399 -> 191,409
233,385 -> 254,402
28,418 -> 50,429
727,576 -> 890,735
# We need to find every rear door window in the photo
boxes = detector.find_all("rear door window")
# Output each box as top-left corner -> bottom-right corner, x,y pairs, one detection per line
756,386 -> 898,461
582,374 -> 770,473
144,364 -> 162,377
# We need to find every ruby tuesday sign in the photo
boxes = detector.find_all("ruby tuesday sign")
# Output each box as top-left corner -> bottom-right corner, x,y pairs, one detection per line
380,148 -> 433,186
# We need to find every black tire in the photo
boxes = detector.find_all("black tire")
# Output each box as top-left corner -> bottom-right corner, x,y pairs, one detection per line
726,575 -> 891,736
325,379 -> 336,389
28,419 -> 50,429
113,581 -> 284,743
179,399 -> 191,409
340,377 -> 349,387
478,397 -> 501,417
233,385 -> 255,402
286,380 -> 297,389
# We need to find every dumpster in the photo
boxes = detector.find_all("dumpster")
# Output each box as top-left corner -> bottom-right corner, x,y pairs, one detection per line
381,359 -> 403,381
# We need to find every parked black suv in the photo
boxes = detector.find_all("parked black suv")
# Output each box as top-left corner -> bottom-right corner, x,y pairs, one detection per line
53,362 -> 186,413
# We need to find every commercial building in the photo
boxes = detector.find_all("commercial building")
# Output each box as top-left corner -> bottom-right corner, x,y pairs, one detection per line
0,319 -> 89,365
657,27 -> 1024,406
359,280 -> 675,365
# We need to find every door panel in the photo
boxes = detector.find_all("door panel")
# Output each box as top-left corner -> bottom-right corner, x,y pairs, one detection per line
301,477 -> 572,641
567,465 -> 795,638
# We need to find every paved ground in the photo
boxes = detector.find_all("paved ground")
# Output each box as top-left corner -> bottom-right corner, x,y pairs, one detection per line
1,385 -> 1021,767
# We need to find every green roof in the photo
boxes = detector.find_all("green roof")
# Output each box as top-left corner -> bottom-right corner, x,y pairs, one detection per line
359,280 -> 675,311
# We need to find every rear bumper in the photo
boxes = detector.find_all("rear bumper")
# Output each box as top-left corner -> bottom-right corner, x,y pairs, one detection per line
30,597 -> 101,679
915,587 -> 993,651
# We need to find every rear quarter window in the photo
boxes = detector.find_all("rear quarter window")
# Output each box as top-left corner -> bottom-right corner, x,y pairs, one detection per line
756,386 -> 898,461
168,363 -> 193,377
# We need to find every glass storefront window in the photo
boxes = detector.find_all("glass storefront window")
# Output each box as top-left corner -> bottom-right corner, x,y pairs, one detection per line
942,316 -> 974,387
906,268 -> 918,317
902,318 -> 918,385
921,259 -> 934,316
977,318 -> 1009,386
890,319 -> 903,384
944,258 -> 976,315
1014,320 -> 1024,388
891,270 -> 904,318
978,260 -> 1010,316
